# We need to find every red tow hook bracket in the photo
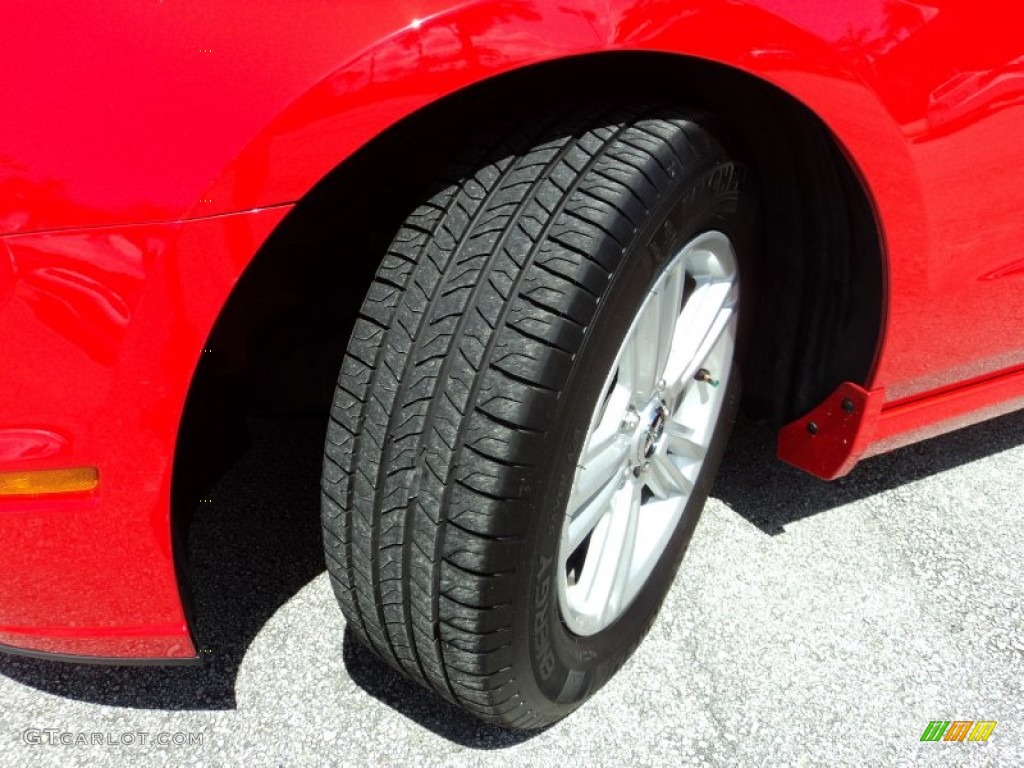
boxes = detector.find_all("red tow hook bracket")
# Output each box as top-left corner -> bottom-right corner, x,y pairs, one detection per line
777,382 -> 885,480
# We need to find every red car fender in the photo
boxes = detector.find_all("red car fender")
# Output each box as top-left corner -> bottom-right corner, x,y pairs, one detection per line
0,208 -> 290,658
191,0 -> 933,433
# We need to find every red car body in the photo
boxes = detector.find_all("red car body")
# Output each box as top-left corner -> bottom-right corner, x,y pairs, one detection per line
1,0 -> 1022,661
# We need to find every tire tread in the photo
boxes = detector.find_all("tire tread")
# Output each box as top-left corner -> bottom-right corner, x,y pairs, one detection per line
322,102 -> 725,727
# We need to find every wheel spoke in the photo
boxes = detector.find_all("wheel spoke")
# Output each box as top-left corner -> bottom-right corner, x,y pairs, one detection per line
663,279 -> 736,404
664,422 -> 706,462
566,470 -> 619,554
620,294 -> 661,405
622,256 -> 684,407
569,438 -> 629,519
588,380 -> 632,453
606,482 -> 642,623
654,258 -> 686,387
647,453 -> 694,499
585,481 -> 641,622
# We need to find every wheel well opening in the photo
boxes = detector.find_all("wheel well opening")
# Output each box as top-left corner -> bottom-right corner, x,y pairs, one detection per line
171,51 -> 885,632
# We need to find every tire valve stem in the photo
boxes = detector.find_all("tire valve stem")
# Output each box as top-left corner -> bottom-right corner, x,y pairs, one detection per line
695,368 -> 719,387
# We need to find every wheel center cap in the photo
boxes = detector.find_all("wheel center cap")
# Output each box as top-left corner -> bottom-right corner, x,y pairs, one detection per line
634,401 -> 668,463
643,409 -> 667,456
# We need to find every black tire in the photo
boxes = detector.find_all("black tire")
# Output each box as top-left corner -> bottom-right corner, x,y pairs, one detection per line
321,102 -> 755,729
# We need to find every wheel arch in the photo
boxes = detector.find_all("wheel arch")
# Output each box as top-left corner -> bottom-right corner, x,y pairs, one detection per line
170,49 -> 888,639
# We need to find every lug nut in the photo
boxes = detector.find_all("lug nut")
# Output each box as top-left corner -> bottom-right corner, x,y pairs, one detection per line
620,409 -> 640,433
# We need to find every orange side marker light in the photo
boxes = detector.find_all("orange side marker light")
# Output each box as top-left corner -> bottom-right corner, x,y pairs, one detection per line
0,467 -> 99,496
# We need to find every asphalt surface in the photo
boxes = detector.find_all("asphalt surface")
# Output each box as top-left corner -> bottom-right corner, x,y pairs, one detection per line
2,411 -> 1022,767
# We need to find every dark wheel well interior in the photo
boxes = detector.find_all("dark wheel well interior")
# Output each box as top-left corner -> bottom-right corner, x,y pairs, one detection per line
171,51 -> 884,630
